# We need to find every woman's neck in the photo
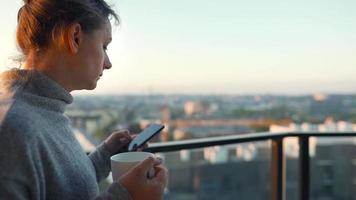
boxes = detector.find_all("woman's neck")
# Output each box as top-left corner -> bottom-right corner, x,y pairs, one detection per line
24,50 -> 75,92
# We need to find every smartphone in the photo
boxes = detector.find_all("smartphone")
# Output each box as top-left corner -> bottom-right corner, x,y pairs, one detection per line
128,123 -> 165,151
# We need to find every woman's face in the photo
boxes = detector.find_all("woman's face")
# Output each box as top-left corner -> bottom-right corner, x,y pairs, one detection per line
73,22 -> 112,90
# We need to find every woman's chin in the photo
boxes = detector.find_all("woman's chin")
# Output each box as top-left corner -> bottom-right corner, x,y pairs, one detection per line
88,83 -> 97,90
74,81 -> 98,91
83,82 -> 98,90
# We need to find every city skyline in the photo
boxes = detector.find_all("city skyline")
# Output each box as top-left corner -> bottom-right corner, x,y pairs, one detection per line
1,0 -> 356,95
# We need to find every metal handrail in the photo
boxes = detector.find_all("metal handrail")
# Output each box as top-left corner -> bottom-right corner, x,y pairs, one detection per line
146,131 -> 356,200
147,131 -> 356,152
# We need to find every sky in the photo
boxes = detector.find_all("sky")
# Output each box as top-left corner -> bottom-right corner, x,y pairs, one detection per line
1,0 -> 356,95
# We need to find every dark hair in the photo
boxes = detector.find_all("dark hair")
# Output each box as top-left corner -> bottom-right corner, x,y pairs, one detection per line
17,0 -> 119,55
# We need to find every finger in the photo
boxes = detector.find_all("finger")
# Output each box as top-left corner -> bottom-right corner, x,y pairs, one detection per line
108,130 -> 132,153
119,134 -> 132,143
130,134 -> 138,140
117,135 -> 131,145
136,143 -> 148,151
113,129 -> 130,133
153,166 -> 168,186
111,131 -> 131,141
147,159 -> 164,179
115,130 -> 131,139
153,164 -> 166,174
153,157 -> 163,166
112,129 -> 130,135
134,157 -> 155,174
142,143 -> 149,149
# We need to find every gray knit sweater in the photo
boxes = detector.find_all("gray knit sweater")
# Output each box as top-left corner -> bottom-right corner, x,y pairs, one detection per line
0,69 -> 132,200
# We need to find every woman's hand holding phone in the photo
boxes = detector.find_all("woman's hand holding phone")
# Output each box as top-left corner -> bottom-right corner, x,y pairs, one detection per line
128,124 -> 165,151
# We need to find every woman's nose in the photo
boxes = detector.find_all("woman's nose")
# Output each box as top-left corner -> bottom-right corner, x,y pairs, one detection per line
104,55 -> 112,69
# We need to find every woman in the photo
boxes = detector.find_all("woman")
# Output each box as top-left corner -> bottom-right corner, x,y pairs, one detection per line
0,0 -> 167,199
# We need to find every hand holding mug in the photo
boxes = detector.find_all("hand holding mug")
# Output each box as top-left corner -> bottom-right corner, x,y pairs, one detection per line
119,157 -> 168,200
111,152 -> 168,200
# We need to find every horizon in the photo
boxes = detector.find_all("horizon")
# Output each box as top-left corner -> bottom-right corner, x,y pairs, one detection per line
1,0 -> 356,96
71,92 -> 356,97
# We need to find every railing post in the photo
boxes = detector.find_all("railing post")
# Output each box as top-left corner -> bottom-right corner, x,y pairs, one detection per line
271,138 -> 284,200
299,136 -> 310,200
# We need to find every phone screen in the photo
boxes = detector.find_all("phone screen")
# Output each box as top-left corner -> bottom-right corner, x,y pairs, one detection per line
128,124 -> 165,151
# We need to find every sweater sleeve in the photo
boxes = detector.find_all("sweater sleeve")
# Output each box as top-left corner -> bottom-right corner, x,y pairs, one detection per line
0,178 -> 31,200
89,144 -> 133,200
88,142 -> 112,182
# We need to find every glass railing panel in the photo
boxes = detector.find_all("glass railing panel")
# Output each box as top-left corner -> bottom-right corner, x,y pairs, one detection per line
310,137 -> 356,200
156,141 -> 271,200
284,136 -> 300,200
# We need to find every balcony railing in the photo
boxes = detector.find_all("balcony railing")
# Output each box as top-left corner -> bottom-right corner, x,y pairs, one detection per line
146,132 -> 356,200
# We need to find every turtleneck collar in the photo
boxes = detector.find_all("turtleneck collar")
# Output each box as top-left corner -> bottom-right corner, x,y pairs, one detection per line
0,69 -> 73,113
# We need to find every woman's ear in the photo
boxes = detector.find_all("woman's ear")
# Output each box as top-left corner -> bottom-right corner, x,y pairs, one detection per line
66,23 -> 83,54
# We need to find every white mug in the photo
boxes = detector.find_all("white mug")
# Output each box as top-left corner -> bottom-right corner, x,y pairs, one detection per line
111,151 -> 155,181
